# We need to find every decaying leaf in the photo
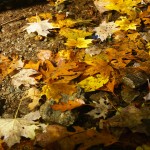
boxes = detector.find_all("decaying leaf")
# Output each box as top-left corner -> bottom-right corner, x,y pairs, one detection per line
11,69 -> 38,88
87,97 -> 112,119
105,105 -> 143,128
35,125 -> 117,149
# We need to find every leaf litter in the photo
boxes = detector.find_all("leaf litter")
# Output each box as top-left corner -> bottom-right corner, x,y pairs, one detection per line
0,0 -> 150,149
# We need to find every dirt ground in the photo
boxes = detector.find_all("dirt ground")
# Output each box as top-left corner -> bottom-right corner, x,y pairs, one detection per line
0,0 -> 97,117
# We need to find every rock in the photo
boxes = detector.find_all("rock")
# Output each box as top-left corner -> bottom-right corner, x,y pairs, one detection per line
40,100 -> 77,126
122,70 -> 148,88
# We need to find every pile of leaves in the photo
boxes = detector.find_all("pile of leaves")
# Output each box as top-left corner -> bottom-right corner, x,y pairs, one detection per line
0,0 -> 150,149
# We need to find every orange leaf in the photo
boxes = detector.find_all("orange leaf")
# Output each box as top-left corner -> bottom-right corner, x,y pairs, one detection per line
51,99 -> 85,111
24,60 -> 40,71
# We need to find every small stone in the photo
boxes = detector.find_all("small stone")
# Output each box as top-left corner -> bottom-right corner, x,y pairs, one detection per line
122,70 -> 148,88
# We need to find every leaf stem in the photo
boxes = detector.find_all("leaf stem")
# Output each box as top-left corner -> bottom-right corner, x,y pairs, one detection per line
14,98 -> 23,119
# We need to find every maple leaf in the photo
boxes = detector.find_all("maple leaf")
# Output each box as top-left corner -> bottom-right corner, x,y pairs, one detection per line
78,74 -> 109,92
104,0 -> 141,18
94,0 -> 110,14
0,117 -> 43,147
65,38 -> 92,48
87,97 -> 112,119
11,69 -> 38,88
115,16 -> 138,31
59,28 -> 92,39
94,21 -> 118,42
24,19 -> 58,36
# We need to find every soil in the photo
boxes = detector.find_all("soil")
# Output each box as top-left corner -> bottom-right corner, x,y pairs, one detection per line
0,0 -> 150,150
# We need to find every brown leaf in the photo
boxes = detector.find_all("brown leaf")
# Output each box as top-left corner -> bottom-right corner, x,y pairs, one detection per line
35,125 -> 117,150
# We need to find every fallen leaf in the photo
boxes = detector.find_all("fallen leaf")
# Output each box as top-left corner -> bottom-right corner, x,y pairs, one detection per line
22,87 -> 41,110
0,118 -> 39,147
23,111 -> 41,121
37,50 -> 53,62
35,125 -> 117,150
51,99 -> 85,112
94,0 -> 109,14
25,19 -> 58,36
78,74 -> 109,92
94,21 -> 118,42
59,28 -> 92,39
87,97 -> 112,119
24,60 -> 40,71
65,38 -> 92,48
41,83 -> 77,102
11,69 -> 38,88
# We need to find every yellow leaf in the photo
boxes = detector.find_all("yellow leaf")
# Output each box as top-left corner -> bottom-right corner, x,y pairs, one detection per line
24,60 -> 40,71
27,13 -> 52,23
78,74 -> 109,92
65,38 -> 92,48
22,87 -> 41,110
105,0 -> 141,18
115,16 -> 137,31
41,84 -> 77,102
59,28 -> 92,39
